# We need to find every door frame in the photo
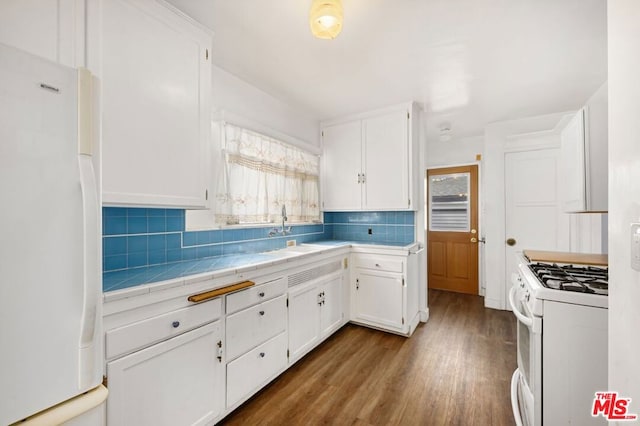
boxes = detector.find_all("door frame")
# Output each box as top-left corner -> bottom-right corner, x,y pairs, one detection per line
425,162 -> 484,296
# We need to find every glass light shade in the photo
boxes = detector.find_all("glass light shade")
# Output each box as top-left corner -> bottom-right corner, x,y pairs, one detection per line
309,0 -> 343,40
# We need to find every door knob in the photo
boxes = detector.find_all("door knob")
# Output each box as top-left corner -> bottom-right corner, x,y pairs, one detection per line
471,237 -> 478,243
506,238 -> 517,246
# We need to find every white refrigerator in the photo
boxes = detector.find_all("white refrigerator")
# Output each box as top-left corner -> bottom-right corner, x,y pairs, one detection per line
0,44 -> 106,425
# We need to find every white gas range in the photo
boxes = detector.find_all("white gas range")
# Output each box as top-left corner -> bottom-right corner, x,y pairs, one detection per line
509,251 -> 608,426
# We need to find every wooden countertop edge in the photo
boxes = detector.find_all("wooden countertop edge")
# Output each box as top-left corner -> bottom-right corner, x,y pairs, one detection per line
522,250 -> 608,266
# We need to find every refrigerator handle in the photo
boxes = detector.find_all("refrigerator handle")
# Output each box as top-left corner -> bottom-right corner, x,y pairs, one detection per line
77,68 -> 100,389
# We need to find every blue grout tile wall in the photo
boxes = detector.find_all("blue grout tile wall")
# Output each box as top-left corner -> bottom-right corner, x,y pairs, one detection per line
323,211 -> 415,244
102,207 -> 325,272
102,208 -> 415,273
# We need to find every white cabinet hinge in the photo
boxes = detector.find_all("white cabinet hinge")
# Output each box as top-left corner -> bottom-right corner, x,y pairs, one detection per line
205,189 -> 208,200
287,349 -> 290,358
402,317 -> 405,325
205,49 -> 209,60
402,278 -> 406,287
286,297 -> 289,308
407,112 -> 410,120
408,198 -> 411,207
356,278 -> 359,290
216,340 -> 223,363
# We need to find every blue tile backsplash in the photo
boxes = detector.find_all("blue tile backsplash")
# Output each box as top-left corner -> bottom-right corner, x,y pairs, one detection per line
102,208 -> 415,273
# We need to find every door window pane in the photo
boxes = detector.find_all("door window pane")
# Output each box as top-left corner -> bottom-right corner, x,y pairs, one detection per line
429,173 -> 470,231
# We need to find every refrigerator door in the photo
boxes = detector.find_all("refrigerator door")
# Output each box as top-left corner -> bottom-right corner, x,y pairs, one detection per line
0,44 -> 101,425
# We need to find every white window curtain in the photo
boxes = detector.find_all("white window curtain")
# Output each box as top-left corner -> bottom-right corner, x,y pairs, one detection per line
215,124 -> 320,225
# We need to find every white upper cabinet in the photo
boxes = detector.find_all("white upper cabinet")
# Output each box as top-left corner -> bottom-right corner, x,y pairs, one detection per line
560,83 -> 608,212
0,0 -> 85,67
560,109 -> 587,212
321,121 -> 362,210
100,0 -> 211,208
321,103 -> 419,211
363,111 -> 410,210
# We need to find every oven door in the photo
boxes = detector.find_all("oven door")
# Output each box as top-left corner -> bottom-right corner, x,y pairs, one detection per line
509,275 -> 542,426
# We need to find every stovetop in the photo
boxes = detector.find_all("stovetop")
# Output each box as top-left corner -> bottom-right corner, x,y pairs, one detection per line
528,262 -> 608,295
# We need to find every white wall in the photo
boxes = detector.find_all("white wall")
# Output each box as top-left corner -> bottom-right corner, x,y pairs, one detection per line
608,0 -> 640,410
212,66 -> 319,147
426,135 -> 484,168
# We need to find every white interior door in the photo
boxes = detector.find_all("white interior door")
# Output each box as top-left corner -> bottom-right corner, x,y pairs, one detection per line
504,149 -> 570,297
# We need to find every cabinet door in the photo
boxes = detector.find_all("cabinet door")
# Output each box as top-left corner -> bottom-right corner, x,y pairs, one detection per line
107,321 -> 223,426
101,0 -> 210,208
0,0 -> 84,68
319,276 -> 343,337
560,109 -> 587,212
354,270 -> 404,330
288,283 -> 320,360
363,110 -> 409,210
322,121 -> 362,210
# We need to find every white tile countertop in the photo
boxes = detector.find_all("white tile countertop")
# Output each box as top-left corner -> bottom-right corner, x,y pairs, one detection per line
102,240 -> 419,304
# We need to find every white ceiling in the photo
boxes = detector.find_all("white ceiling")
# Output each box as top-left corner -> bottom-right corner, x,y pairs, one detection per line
166,0 -> 607,140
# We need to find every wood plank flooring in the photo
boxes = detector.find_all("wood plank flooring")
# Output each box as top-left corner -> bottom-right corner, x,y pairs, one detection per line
221,290 -> 517,426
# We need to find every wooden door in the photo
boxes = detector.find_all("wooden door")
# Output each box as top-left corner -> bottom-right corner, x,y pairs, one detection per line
427,165 -> 479,294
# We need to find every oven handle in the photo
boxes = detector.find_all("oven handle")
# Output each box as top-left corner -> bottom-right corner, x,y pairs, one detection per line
508,286 -> 533,327
511,369 -> 524,426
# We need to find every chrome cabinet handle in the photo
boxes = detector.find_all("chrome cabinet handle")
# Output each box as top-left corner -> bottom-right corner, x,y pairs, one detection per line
172,321 -> 180,328
259,291 -> 265,297
259,352 -> 265,358
259,310 -> 265,316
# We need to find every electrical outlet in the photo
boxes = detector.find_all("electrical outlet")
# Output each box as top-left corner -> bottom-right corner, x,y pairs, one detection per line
286,240 -> 296,247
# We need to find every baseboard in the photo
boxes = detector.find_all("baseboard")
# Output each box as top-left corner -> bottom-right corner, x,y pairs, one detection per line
419,308 -> 429,323
484,297 -> 505,311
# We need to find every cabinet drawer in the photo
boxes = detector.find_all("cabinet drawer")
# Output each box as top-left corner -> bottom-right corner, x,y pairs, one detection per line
106,298 -> 222,360
354,256 -> 404,273
226,294 -> 287,361
226,277 -> 286,314
226,331 -> 288,408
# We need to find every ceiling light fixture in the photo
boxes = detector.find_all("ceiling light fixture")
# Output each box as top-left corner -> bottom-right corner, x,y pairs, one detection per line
309,0 -> 343,40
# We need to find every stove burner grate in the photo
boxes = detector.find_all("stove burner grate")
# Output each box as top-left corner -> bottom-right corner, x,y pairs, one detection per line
528,262 -> 608,295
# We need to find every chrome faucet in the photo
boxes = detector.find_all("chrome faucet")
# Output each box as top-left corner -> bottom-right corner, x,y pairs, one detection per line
268,204 -> 291,237
281,204 -> 288,231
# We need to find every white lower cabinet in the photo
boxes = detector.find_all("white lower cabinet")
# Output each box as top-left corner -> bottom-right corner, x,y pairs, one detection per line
351,251 -> 420,336
354,270 -> 404,329
106,320 -> 223,426
224,277 -> 288,409
102,249 -> 422,424
289,274 -> 344,362
226,332 -> 288,408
